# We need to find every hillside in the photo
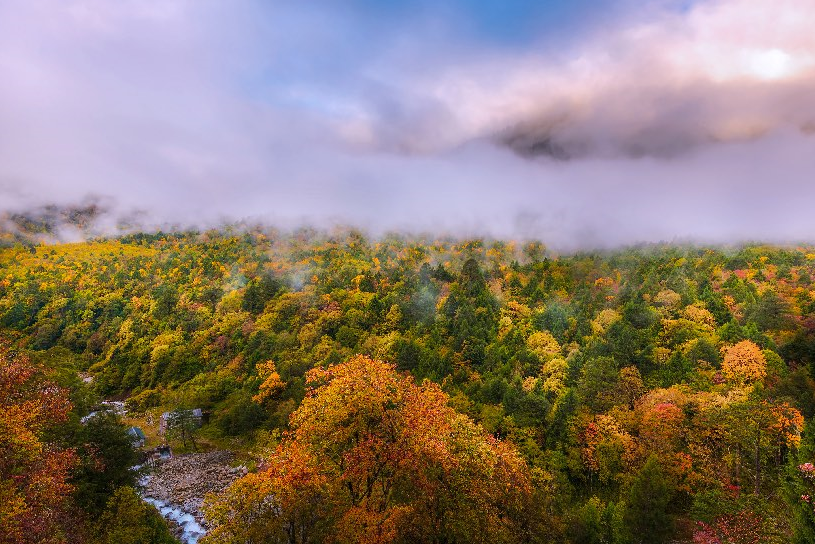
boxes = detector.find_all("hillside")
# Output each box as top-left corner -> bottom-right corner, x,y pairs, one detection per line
3,229 -> 815,543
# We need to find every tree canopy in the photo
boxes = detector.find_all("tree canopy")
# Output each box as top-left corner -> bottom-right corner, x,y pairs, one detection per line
203,355 -> 533,544
3,229 -> 815,541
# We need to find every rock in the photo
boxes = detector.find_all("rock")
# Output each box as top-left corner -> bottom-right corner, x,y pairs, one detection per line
141,450 -> 242,524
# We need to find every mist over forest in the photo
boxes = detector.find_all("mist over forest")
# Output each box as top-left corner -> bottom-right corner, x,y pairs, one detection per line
2,0 -> 815,248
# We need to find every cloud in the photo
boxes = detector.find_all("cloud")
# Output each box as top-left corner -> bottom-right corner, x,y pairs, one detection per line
339,0 -> 815,159
0,0 -> 814,249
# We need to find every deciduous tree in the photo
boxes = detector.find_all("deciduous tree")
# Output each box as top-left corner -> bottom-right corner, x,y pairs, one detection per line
203,355 -> 534,544
0,342 -> 77,544
722,341 -> 767,384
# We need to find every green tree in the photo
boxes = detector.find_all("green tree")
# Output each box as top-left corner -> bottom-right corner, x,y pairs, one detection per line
242,274 -> 283,314
440,258 -> 499,367
625,456 -> 672,544
165,409 -> 200,450
91,486 -> 178,544
73,411 -> 139,513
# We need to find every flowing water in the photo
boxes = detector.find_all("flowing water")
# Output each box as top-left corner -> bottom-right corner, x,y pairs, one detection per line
141,495 -> 207,544
135,466 -> 207,544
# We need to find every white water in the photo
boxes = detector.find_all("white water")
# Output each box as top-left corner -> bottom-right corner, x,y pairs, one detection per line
134,467 -> 207,544
142,496 -> 207,544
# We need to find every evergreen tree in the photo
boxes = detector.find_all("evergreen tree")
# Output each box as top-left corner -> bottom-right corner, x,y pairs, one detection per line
73,411 -> 140,513
625,456 -> 672,544
92,486 -> 179,544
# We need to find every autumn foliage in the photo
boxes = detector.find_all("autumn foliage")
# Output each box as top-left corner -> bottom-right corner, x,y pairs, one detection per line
252,359 -> 285,405
5,231 -> 815,541
692,510 -> 764,544
204,355 -> 533,544
0,342 -> 77,544
721,340 -> 767,383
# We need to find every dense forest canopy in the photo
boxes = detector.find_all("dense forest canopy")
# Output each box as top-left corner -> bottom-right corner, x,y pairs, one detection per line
3,227 -> 815,543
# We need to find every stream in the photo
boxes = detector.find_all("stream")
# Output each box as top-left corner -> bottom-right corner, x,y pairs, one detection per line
135,467 -> 207,544
141,495 -> 207,544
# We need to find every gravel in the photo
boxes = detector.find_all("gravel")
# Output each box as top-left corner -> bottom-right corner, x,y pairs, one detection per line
140,450 -> 247,522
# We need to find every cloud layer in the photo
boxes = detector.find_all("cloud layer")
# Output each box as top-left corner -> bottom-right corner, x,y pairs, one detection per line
0,0 -> 814,248
343,0 -> 815,158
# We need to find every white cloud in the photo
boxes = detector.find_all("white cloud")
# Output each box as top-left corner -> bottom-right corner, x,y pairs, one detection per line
1,0 -> 814,248
338,0 -> 815,157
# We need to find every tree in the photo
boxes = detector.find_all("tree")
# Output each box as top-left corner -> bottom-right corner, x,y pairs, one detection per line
790,462 -> 815,544
242,274 -> 283,314
0,342 -> 78,544
692,510 -> 763,544
638,402 -> 684,456
216,393 -> 267,436
253,360 -> 285,406
725,399 -> 802,495
625,456 -> 672,544
581,415 -> 636,486
722,341 -> 767,384
747,289 -> 789,332
203,355 -> 535,544
528,331 -> 561,361
570,496 -> 629,544
572,497 -> 603,544
91,486 -> 178,544
440,258 -> 499,366
615,366 -> 645,409
73,411 -> 139,513
578,357 -> 620,412
164,409 -> 200,450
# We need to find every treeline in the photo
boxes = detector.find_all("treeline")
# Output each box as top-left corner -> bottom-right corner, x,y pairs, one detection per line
3,228 -> 815,542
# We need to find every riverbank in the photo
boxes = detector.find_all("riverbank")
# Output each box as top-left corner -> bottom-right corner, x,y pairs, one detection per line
139,450 -> 247,543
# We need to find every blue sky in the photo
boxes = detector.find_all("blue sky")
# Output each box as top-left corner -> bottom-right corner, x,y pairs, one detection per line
0,0 -> 814,247
346,0 -> 619,43
245,0 -> 634,92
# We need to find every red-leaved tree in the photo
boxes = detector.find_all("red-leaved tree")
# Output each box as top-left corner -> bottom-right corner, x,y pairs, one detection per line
0,342 -> 78,544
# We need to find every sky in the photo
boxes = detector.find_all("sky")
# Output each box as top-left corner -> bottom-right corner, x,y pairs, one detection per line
0,0 -> 814,248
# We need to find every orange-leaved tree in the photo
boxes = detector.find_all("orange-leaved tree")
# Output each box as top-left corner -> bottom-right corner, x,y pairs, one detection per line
0,342 -> 78,544
252,360 -> 285,406
203,355 -> 534,544
722,340 -> 767,384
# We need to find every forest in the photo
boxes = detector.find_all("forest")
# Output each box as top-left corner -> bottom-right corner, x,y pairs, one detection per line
3,226 -> 815,543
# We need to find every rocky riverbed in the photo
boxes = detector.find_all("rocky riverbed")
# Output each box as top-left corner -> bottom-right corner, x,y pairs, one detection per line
139,450 -> 247,542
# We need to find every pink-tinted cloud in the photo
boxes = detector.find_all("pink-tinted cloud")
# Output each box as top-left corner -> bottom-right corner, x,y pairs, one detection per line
0,0 -> 814,248
338,0 -> 815,158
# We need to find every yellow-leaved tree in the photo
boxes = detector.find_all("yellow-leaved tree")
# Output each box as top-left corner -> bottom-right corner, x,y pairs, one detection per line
722,340 -> 767,384
252,360 -> 285,406
203,355 -> 535,544
527,331 -> 561,361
